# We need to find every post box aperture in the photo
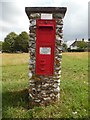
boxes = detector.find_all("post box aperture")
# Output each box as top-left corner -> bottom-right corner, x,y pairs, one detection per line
36,19 -> 56,75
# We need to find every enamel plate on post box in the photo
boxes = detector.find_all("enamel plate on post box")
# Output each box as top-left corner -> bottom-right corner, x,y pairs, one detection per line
40,47 -> 51,55
41,14 -> 52,19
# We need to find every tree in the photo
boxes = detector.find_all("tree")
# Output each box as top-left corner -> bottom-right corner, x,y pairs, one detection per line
14,31 -> 29,52
62,43 -> 67,52
77,41 -> 87,50
2,31 -> 29,53
2,32 -> 18,52
0,41 -> 2,51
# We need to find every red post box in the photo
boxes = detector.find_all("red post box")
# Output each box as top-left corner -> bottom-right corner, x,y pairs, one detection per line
36,19 -> 56,75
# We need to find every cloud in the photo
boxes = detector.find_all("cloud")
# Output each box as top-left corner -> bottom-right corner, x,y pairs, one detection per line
88,1 -> 90,38
1,1 -> 29,40
63,0 -> 88,41
0,0 -> 89,41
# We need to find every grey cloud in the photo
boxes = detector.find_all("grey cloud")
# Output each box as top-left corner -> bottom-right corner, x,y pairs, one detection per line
0,0 -> 88,41
88,2 -> 90,38
1,2 -> 28,40
62,1 -> 88,41
2,2 -> 23,24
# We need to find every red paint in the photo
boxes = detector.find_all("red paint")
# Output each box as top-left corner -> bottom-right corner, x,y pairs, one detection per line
36,19 -> 56,75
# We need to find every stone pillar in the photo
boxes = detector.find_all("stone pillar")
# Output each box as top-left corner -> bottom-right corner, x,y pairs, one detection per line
25,7 -> 67,106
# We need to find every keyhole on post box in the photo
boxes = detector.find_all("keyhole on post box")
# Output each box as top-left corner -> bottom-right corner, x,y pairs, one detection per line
45,21 -> 48,24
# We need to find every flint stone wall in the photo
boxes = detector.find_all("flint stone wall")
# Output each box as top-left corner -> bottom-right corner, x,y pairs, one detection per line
27,9 -> 66,106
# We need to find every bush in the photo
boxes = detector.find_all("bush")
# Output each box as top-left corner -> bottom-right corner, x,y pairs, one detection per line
68,48 -> 85,52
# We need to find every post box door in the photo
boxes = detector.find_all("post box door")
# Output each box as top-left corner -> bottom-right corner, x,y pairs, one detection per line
36,19 -> 56,75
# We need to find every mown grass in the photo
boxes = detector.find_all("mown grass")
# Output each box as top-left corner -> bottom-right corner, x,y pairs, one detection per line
2,52 -> 89,119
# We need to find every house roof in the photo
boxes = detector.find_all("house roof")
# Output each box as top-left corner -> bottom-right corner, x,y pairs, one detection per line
70,41 -> 77,47
67,39 -> 88,48
67,41 -> 75,48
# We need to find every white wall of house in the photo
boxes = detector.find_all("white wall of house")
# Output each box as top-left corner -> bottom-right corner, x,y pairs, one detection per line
70,46 -> 78,50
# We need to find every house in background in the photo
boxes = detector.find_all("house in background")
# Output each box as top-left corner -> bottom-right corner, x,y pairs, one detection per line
70,40 -> 78,50
67,39 -> 89,52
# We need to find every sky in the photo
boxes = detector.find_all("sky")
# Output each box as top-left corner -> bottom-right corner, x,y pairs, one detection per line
0,0 -> 89,42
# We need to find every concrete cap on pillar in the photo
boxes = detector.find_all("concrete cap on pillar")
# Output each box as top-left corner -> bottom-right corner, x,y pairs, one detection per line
25,7 -> 67,19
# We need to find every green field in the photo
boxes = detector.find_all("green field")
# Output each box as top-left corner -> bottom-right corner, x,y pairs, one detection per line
1,52 -> 89,119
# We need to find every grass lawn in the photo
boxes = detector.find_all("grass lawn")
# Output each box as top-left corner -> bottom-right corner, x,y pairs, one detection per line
1,52 -> 89,119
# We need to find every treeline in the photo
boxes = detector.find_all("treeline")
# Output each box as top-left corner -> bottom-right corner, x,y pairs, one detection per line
2,31 -> 30,53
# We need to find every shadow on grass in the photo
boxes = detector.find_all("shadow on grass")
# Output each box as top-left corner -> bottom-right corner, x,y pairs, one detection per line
2,89 -> 30,110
